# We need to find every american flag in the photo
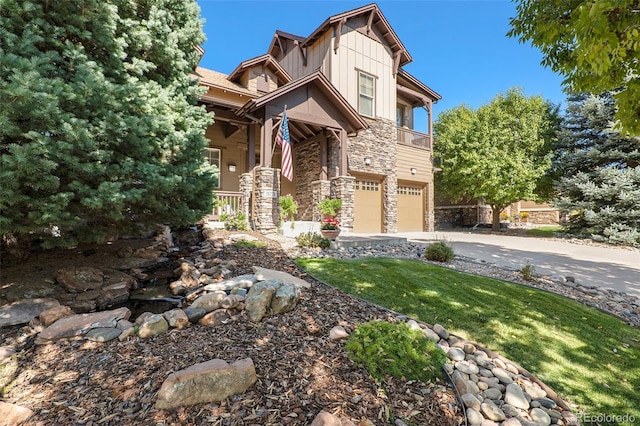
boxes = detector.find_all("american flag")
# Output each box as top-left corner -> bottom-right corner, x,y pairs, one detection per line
275,109 -> 293,181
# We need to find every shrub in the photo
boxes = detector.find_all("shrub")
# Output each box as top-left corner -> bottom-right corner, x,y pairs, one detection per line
279,195 -> 298,224
520,263 -> 536,281
295,232 -> 330,249
499,211 -> 510,221
424,242 -> 454,262
317,198 -> 342,216
220,212 -> 248,231
345,321 -> 447,383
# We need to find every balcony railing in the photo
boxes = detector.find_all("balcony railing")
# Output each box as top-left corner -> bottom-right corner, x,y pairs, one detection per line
397,127 -> 432,150
211,190 -> 244,220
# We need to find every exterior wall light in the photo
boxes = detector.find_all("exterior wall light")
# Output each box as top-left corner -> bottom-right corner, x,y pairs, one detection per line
228,164 -> 237,173
364,157 -> 372,166
410,167 -> 417,175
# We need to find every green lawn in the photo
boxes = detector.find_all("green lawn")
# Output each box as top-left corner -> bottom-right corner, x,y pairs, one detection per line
297,257 -> 640,422
525,225 -> 564,238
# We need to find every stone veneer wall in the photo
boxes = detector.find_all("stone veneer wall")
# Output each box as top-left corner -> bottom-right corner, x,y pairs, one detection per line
252,167 -> 279,233
330,176 -> 355,233
347,117 -> 398,233
293,142 -> 322,220
312,180 -> 331,222
239,172 -> 253,221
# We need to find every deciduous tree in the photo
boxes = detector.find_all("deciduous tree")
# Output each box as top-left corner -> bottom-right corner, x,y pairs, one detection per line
434,88 -> 558,231
508,0 -> 640,136
0,0 -> 216,255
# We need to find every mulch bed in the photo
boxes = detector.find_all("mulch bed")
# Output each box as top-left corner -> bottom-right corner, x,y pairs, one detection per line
1,230 -> 462,425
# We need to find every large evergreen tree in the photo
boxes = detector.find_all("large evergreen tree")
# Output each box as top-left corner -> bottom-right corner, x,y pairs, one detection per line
553,92 -> 640,246
434,88 -> 559,231
0,0 -> 216,252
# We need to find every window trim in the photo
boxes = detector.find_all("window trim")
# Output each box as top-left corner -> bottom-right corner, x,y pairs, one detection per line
204,147 -> 221,189
358,71 -> 376,118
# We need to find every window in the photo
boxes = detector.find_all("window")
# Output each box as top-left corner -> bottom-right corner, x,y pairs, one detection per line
358,71 -> 375,117
204,148 -> 221,188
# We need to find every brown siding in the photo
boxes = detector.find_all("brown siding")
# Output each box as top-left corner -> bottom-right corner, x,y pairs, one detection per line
205,123 -> 247,192
397,145 -> 432,182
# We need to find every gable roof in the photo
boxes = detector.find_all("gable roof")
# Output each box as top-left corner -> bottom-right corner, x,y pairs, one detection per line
304,3 -> 412,66
194,67 -> 259,98
267,3 -> 412,67
227,54 -> 292,85
397,69 -> 442,103
237,70 -> 368,134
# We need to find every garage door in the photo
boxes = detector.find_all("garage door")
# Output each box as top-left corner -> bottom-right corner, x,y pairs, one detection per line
353,178 -> 382,233
397,185 -> 424,232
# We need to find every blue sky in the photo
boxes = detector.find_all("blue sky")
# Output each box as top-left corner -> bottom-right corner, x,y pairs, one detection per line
196,0 -> 566,122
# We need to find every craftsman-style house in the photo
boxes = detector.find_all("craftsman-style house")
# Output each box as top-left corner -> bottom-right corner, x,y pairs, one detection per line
196,3 -> 441,233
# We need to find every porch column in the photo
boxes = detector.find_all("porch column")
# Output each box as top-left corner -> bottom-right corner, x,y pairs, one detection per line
252,166 -> 279,233
260,118 -> 273,167
247,123 -> 256,170
338,129 -> 348,176
427,100 -> 433,150
330,176 -> 355,233
320,131 -> 328,180
239,172 -> 253,223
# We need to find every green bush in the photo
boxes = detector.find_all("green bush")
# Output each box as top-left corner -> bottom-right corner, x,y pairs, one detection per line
520,263 -> 537,281
279,195 -> 298,224
346,321 -> 446,383
423,241 -> 454,262
295,232 -> 330,249
220,212 -> 248,231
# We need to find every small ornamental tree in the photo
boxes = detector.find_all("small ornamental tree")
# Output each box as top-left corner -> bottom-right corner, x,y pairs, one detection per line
0,0 -> 216,255
434,88 -> 559,231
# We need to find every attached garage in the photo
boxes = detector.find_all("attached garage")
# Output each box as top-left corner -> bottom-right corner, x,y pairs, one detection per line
353,177 -> 383,233
397,184 -> 424,232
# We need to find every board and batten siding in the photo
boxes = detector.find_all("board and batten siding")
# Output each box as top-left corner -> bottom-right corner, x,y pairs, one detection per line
278,30 -> 332,81
330,24 -> 395,122
396,145 -> 432,182
205,123 -> 247,192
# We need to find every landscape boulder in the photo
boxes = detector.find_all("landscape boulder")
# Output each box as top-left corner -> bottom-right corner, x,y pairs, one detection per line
0,401 -> 33,426
35,307 -> 130,344
252,266 -> 311,289
138,314 -> 169,339
39,305 -> 74,327
0,298 -> 60,328
155,358 -> 257,410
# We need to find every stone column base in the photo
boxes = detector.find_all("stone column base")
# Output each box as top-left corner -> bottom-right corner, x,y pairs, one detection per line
253,167 -> 280,233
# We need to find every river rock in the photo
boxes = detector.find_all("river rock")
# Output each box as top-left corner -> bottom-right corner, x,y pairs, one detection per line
0,298 -> 61,328
329,326 -> 349,340
461,393 -> 481,411
85,327 -> 122,342
199,309 -> 230,327
163,309 -> 189,329
191,291 -> 226,312
184,306 -> 207,323
310,410 -> 355,426
245,280 -> 278,322
432,323 -> 449,339
447,347 -> 466,361
138,314 -> 169,339
38,305 -> 73,327
35,307 -> 130,344
492,367 -> 514,384
481,399 -> 506,421
522,381 -> 547,399
467,408 -> 484,425
530,407 -> 551,425
505,383 -> 530,410
423,327 -> 440,342
483,387 -> 502,400
455,360 -> 479,375
155,358 -> 257,409
533,397 -> 557,409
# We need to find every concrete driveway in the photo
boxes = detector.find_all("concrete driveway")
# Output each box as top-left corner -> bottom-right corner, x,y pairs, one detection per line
391,231 -> 640,298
